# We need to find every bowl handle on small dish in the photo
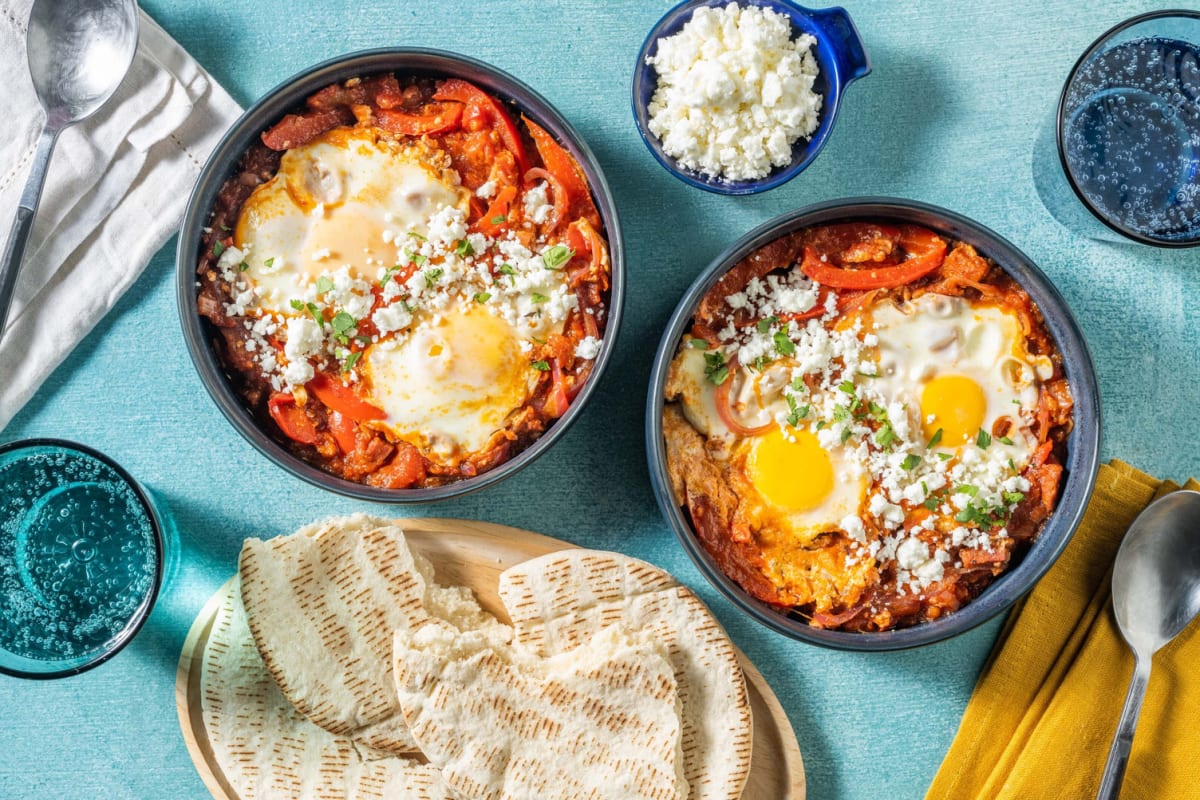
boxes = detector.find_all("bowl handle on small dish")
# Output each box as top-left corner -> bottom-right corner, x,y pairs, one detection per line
811,6 -> 871,84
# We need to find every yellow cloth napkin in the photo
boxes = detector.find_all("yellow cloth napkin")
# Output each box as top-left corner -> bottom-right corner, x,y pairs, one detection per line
928,461 -> 1200,800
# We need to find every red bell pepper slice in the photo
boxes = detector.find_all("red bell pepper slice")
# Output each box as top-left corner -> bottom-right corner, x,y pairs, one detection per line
268,393 -> 319,445
522,116 -> 600,229
328,410 -> 359,456
475,184 -> 517,236
799,235 -> 947,290
308,373 -> 386,423
433,79 -> 529,175
376,102 -> 463,136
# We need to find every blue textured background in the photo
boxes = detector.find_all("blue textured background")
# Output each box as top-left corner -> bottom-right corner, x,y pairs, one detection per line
2,1 -> 1198,798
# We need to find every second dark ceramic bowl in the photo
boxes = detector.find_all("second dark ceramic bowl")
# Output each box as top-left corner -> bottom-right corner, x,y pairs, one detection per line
646,197 -> 1101,650
177,49 -> 625,502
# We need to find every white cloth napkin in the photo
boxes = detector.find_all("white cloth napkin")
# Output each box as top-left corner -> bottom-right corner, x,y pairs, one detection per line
0,3 -> 242,431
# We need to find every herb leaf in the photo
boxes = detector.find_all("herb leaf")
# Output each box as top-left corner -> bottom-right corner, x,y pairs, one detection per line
341,351 -> 361,372
212,241 -> 225,258
756,316 -> 779,334
531,360 -> 550,371
773,331 -> 795,356
531,292 -> 550,304
703,351 -> 729,386
474,292 -> 491,304
455,239 -> 475,258
976,428 -> 992,449
928,428 -> 943,449
689,338 -> 708,350
424,268 -> 444,288
542,244 -> 574,270
315,276 -> 334,294
901,454 -> 922,471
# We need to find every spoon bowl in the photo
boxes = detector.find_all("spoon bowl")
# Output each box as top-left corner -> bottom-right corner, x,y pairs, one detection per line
1098,489 -> 1200,799
0,0 -> 139,339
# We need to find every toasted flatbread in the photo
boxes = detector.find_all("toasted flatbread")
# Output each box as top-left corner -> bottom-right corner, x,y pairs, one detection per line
392,620 -> 688,800
498,550 -> 752,800
238,514 -> 502,754
200,581 -> 461,799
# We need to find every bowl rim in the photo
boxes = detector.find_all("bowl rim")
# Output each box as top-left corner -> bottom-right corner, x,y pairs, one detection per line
630,0 -> 869,195
645,196 -> 1102,650
176,47 -> 626,503
0,437 -> 165,678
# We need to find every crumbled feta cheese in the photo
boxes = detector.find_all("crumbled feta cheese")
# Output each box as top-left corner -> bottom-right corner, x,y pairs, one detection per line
645,3 -> 822,180
575,336 -> 602,360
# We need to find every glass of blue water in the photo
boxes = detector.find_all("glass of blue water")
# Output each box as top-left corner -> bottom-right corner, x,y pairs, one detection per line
0,439 -> 166,678
1034,10 -> 1200,247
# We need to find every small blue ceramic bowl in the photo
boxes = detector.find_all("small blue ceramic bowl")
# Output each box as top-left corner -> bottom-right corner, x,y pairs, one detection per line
178,49 -> 625,503
645,198 -> 1102,650
632,0 -> 870,195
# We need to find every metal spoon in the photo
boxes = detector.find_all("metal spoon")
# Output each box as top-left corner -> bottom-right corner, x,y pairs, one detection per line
1097,489 -> 1200,799
0,0 -> 139,340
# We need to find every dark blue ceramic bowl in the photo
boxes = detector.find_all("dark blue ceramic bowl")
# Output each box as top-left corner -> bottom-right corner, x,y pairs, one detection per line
646,198 -> 1102,650
632,0 -> 870,195
177,49 -> 624,503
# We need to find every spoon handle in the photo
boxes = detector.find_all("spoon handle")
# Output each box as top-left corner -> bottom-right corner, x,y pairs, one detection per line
1096,655 -> 1151,800
0,126 -> 59,341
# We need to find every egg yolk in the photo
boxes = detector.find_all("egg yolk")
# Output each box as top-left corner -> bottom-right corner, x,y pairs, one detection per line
747,428 -> 834,511
921,374 -> 986,446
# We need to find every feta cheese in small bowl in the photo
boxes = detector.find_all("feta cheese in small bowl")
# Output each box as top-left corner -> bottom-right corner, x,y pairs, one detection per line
632,0 -> 870,195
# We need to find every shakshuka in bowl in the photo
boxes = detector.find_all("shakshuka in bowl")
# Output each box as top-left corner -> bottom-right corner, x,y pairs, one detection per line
178,49 -> 623,502
646,198 -> 1099,650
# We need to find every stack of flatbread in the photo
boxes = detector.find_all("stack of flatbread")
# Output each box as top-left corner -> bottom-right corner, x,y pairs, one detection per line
199,514 -> 752,800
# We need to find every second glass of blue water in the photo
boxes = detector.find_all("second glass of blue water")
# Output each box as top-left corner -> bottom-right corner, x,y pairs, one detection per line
1035,10 -> 1200,247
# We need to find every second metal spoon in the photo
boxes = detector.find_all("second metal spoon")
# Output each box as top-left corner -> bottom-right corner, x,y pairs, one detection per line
1097,489 -> 1200,799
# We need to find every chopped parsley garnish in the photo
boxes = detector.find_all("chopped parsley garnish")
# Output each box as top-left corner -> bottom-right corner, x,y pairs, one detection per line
924,497 -> 941,511
874,422 -> 898,451
331,312 -> 355,337
405,248 -> 428,267
498,263 -> 516,276
816,420 -> 827,431
1004,491 -> 1026,505
869,401 -> 887,419
976,428 -> 992,449
290,299 -> 325,327
927,428 -> 943,449
785,395 -> 809,427
212,241 -> 225,258
998,435 -> 1015,445
791,376 -> 806,392
474,292 -> 491,304
237,261 -> 249,272
263,257 -> 275,269
901,454 -> 922,471
341,351 -> 361,372
840,427 -> 853,444
751,354 -> 770,372
219,223 -> 231,232
938,452 -> 953,461
531,292 -> 550,304
956,502 -> 996,530
956,484 -> 979,497
531,360 -> 550,371
838,380 -> 856,394
455,239 -> 475,258
756,316 -> 779,334
773,331 -> 795,356
315,276 -> 334,294
491,215 -> 507,225
703,351 -> 729,386
832,405 -> 851,423
380,265 -> 404,286
407,231 -> 427,242
424,267 -> 444,288
542,244 -> 575,270
689,338 -> 708,350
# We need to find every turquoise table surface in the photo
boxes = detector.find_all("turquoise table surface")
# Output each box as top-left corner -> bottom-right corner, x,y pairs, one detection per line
2,1 -> 1198,798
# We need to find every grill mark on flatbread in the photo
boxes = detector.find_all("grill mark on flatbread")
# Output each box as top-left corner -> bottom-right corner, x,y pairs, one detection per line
199,582 -> 462,799
498,551 -> 752,800
238,514 -> 502,756
393,622 -> 686,800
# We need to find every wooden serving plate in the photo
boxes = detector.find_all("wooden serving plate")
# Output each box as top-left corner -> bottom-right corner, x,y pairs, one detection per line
176,518 -> 805,799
